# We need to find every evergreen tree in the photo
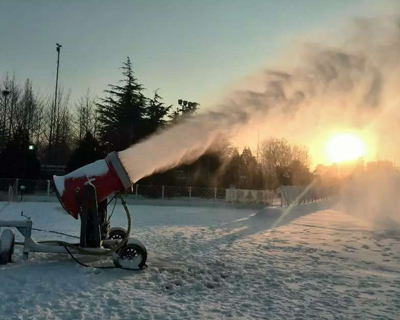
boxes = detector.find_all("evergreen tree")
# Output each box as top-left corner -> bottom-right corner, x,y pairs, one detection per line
222,148 -> 243,188
0,128 -> 41,180
181,101 -> 198,115
66,132 -> 104,173
146,90 -> 171,135
240,147 -> 258,189
97,57 -> 147,151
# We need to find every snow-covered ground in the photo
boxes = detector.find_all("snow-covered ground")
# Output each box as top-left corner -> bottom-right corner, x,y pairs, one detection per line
0,200 -> 399,319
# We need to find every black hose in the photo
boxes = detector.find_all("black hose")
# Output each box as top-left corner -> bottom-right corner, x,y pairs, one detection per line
63,244 -> 147,271
32,228 -> 80,239
14,193 -> 145,270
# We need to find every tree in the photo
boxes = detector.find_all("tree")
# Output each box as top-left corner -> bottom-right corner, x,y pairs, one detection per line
239,147 -> 258,189
66,132 -> 104,173
146,90 -> 171,135
19,79 -> 46,150
290,160 -> 314,186
0,75 -> 46,158
184,151 -> 224,187
260,138 -> 313,188
261,138 -> 292,170
97,57 -> 147,151
292,145 -> 311,168
0,129 -> 41,179
44,88 -> 73,164
290,145 -> 313,185
221,148 -> 243,188
75,89 -> 98,141
0,74 -> 21,147
261,138 -> 292,188
168,101 -> 199,124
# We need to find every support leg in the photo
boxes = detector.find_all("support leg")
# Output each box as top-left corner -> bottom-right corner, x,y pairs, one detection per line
79,182 -> 101,248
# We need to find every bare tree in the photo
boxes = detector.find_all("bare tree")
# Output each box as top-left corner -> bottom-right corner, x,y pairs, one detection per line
44,87 -> 73,164
0,75 -> 46,148
260,138 -> 312,188
14,79 -> 46,146
0,74 -> 21,144
292,145 -> 311,168
261,138 -> 292,172
74,89 -> 98,141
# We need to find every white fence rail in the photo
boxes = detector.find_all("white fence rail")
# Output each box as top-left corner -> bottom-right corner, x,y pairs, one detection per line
279,186 -> 336,206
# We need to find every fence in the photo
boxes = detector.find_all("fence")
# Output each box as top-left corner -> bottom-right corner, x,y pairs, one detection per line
279,185 -> 336,206
0,178 -> 53,198
132,185 -> 227,202
0,178 -> 336,205
0,179 -> 276,204
225,188 -> 281,205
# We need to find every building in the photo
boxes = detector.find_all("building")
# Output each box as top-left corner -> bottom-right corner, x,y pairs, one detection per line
316,158 -> 397,185
338,158 -> 365,177
366,160 -> 394,173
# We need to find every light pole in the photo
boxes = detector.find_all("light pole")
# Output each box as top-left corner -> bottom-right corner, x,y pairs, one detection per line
178,99 -> 198,115
177,99 -> 199,185
54,43 -> 62,115
49,43 -> 62,163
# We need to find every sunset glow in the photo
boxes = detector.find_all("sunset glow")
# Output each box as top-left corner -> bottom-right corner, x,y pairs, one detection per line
325,134 -> 366,163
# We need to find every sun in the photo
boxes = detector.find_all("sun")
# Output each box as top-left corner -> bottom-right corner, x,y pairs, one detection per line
325,134 -> 366,163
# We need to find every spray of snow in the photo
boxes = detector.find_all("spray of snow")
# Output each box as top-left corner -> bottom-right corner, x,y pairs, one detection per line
338,170 -> 400,230
120,13 -> 400,183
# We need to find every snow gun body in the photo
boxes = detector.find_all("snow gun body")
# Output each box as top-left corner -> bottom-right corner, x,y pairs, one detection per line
53,152 -> 131,219
0,152 -> 148,270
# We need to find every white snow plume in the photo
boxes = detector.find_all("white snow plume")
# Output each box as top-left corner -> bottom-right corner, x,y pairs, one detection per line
119,110 -> 246,183
338,170 -> 400,230
120,14 -> 400,182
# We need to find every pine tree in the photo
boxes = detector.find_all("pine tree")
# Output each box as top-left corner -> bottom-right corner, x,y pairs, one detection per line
240,147 -> 257,189
0,129 -> 41,180
222,148 -> 243,188
97,57 -> 147,151
146,90 -> 171,135
66,132 -> 104,173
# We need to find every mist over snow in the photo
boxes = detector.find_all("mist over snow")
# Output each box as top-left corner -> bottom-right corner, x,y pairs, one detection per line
338,170 -> 400,230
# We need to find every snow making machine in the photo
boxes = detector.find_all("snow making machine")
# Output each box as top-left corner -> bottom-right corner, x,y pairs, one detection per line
0,152 -> 147,270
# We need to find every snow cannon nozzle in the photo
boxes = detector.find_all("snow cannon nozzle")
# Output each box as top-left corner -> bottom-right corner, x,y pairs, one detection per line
53,152 -> 131,219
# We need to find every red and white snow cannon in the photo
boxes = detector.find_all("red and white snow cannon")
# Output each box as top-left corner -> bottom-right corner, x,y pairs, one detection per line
0,152 -> 147,269
54,152 -> 131,219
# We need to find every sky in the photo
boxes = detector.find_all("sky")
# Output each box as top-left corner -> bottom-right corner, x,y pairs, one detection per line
0,0 -> 378,108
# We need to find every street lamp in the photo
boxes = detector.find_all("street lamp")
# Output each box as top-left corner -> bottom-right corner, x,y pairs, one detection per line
54,43 -> 62,119
178,99 -> 198,115
49,43 -> 62,163
177,99 -> 199,185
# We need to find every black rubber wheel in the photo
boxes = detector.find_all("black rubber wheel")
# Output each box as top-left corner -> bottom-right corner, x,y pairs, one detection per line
108,227 -> 127,240
0,229 -> 15,265
115,242 -> 147,269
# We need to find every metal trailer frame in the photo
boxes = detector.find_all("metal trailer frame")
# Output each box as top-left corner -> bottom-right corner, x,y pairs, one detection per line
0,217 -> 122,261
0,185 -> 147,269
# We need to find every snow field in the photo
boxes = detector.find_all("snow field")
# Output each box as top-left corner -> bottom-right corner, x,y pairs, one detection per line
0,201 -> 399,319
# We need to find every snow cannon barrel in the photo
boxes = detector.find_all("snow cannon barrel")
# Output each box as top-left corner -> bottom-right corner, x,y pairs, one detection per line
53,152 -> 131,219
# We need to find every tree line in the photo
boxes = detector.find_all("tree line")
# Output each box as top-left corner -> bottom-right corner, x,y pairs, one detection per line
0,57 -> 314,189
